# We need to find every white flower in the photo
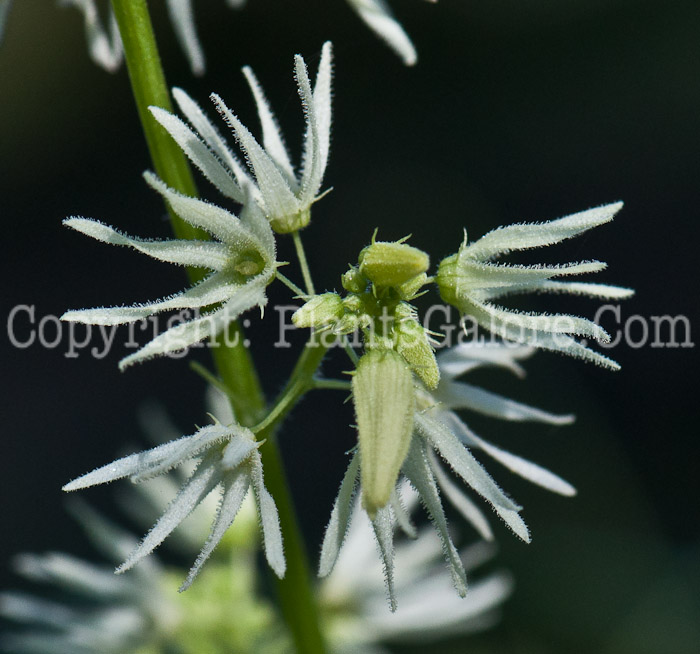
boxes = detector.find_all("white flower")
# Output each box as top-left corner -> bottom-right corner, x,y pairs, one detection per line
320,341 -> 577,607
0,502 -> 178,654
321,487 -> 513,651
151,41 -> 333,234
62,416 -> 285,589
437,202 -> 635,370
61,180 -> 276,369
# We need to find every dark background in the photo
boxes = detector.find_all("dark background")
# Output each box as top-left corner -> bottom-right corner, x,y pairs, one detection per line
1,1 -> 699,652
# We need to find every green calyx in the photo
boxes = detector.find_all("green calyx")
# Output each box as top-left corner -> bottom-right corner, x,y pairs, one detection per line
270,207 -> 311,234
352,349 -> 416,519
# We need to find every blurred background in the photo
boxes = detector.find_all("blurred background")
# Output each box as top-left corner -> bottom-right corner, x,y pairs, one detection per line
1,0 -> 699,651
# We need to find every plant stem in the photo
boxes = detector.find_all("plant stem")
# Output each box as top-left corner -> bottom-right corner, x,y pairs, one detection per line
292,230 -> 316,295
110,2 -> 328,651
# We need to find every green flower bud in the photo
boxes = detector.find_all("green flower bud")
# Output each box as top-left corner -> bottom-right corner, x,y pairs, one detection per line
395,313 -> 440,390
292,293 -> 344,329
352,349 -> 416,519
341,266 -> 367,293
358,241 -> 429,288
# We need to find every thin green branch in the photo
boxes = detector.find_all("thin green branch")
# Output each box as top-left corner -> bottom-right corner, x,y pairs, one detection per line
276,270 -> 306,298
292,230 -> 316,296
312,378 -> 352,391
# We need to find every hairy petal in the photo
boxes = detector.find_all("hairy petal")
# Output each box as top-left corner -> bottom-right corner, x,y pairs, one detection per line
64,217 -> 229,270
319,453 -> 361,577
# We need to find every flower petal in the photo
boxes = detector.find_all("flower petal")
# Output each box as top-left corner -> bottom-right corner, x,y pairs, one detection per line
249,452 -> 285,578
179,468 -> 250,591
428,451 -> 494,541
438,381 -> 575,425
346,0 -> 417,66
172,88 -> 254,191
295,53 -> 323,205
118,280 -> 268,369
402,438 -> 468,596
436,342 -> 534,380
62,0 -> 123,73
319,453 -> 360,577
465,202 -> 624,260
144,172 -> 263,249
211,93 -> 300,220
149,107 -> 244,202
62,424 -> 233,491
313,42 -> 333,177
416,412 -> 530,542
445,414 -> 577,496
62,272 -> 240,326
534,280 -> 635,299
369,504 -> 397,611
165,0 -> 205,76
241,65 -> 297,187
63,217 -> 230,270
116,452 -> 221,573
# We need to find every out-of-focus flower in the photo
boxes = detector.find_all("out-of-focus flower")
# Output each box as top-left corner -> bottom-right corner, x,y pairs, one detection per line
321,486 -> 513,651
63,413 -> 285,588
61,183 -> 276,369
0,502 -> 179,654
152,42 -> 333,234
437,202 -> 635,369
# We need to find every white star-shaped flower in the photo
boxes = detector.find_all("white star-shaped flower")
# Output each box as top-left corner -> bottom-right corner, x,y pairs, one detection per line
320,341 -> 577,608
150,41 -> 333,234
437,202 -> 635,369
63,417 -> 285,589
61,179 -> 276,369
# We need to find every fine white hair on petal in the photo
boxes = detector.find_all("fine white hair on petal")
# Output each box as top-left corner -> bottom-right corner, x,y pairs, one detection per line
319,453 -> 361,577
63,217 -> 230,270
172,88 -> 255,192
313,42 -> 334,176
443,413 -> 577,497
346,0 -> 418,66
117,279 -> 268,369
149,107 -> 245,202
166,0 -> 205,76
249,451 -> 286,577
295,53 -> 322,205
369,504 -> 398,611
465,202 -> 624,260
116,452 -> 221,574
241,65 -> 296,186
179,468 -> 250,591
401,437 -> 468,597
415,412 -> 531,542
211,92 -> 300,219
428,451 -> 494,541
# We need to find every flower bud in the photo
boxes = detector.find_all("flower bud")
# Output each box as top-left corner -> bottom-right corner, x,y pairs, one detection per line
395,312 -> 440,389
292,293 -> 344,329
352,349 -> 415,519
359,241 -> 429,288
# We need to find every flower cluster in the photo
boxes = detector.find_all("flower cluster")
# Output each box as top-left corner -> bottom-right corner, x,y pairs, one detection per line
61,42 -> 333,368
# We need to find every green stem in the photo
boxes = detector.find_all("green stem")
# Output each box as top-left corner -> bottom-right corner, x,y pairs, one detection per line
110,3 -> 328,652
276,271 -> 306,298
292,230 -> 316,296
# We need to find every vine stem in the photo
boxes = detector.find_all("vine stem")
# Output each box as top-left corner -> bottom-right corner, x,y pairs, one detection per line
110,2 -> 328,652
